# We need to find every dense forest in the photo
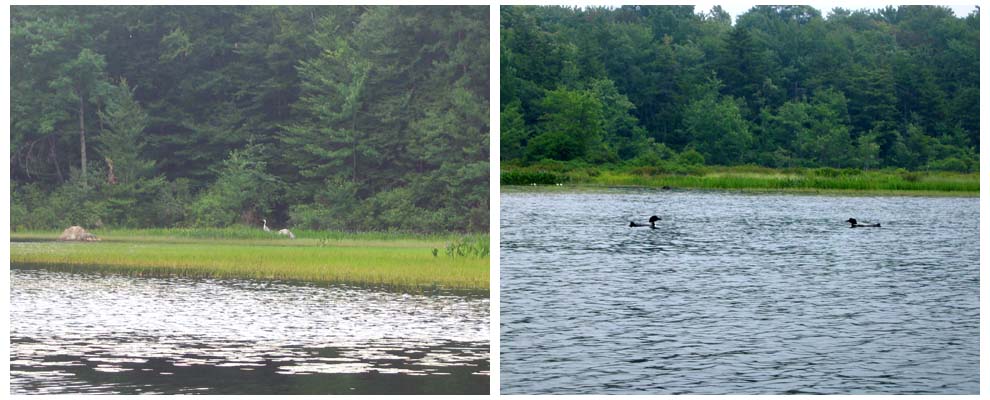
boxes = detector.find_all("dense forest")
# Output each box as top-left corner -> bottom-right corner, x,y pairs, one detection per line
501,5 -> 979,172
11,6 -> 489,232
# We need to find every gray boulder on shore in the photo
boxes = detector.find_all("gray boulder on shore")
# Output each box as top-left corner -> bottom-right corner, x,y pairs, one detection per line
59,226 -> 100,241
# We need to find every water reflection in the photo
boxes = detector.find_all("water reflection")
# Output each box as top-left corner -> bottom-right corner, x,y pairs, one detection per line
501,189 -> 978,394
10,270 -> 489,394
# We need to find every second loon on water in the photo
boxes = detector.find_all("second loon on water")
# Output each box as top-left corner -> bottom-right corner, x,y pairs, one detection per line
630,215 -> 661,229
846,218 -> 880,228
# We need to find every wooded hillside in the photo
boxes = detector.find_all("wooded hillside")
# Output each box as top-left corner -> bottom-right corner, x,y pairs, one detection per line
501,5 -> 978,172
11,6 -> 489,232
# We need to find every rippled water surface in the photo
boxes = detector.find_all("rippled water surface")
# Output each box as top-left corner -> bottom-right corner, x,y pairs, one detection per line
10,269 -> 489,394
501,188 -> 978,394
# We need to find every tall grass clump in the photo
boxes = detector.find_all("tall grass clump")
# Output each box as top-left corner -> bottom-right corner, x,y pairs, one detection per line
436,235 -> 490,258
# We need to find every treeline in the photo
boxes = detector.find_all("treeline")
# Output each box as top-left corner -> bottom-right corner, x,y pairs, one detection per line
11,6 -> 489,232
501,5 -> 979,172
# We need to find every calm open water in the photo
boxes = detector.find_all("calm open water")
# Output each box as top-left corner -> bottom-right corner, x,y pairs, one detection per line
500,188 -> 978,394
10,269 -> 489,394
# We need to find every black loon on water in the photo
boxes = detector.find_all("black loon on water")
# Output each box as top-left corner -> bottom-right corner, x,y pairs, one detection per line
630,215 -> 661,229
846,218 -> 880,228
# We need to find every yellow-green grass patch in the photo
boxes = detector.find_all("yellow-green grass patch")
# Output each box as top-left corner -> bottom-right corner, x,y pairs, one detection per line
502,165 -> 978,196
10,230 -> 489,292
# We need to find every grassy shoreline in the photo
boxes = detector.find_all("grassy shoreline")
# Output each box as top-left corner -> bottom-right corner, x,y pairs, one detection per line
10,229 -> 489,292
501,165 -> 978,196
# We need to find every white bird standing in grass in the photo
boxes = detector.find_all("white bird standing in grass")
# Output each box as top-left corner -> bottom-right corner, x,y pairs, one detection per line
263,218 -> 294,239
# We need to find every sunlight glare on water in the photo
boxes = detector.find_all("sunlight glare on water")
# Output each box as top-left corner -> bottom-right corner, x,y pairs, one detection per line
10,270 -> 489,394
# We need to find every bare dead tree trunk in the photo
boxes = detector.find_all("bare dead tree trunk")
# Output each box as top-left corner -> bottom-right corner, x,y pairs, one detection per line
49,135 -> 64,182
78,93 -> 87,181
105,157 -> 117,185
352,111 -> 357,183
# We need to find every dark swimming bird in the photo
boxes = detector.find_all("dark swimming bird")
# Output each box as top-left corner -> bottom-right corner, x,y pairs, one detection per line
630,215 -> 661,229
846,218 -> 880,228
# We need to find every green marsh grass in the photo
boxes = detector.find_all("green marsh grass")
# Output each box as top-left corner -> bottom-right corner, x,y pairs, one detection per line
502,165 -> 978,196
10,229 -> 489,292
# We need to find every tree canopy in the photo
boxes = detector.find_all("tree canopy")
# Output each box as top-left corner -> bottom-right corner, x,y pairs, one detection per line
500,5 -> 979,172
11,5 -> 489,232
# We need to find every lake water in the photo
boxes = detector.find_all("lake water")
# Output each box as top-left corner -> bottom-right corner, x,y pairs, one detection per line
500,188 -> 979,394
10,269 -> 489,394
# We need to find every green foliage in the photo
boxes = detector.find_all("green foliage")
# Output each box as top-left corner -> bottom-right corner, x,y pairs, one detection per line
97,79 -> 153,185
36,178 -> 107,229
11,162 -> 177,230
588,78 -> 648,160
526,131 -> 583,162
190,144 -> 281,227
10,183 -> 50,230
926,157 -> 970,173
92,79 -> 173,227
289,178 -> 360,231
11,6 -> 488,234
677,148 -> 706,166
500,100 -> 529,160
281,6 -> 489,232
500,5 -> 978,173
152,178 -> 194,227
682,78 -> 752,165
531,87 -> 605,161
500,170 -> 568,185
289,203 -> 338,231
158,27 -> 191,62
